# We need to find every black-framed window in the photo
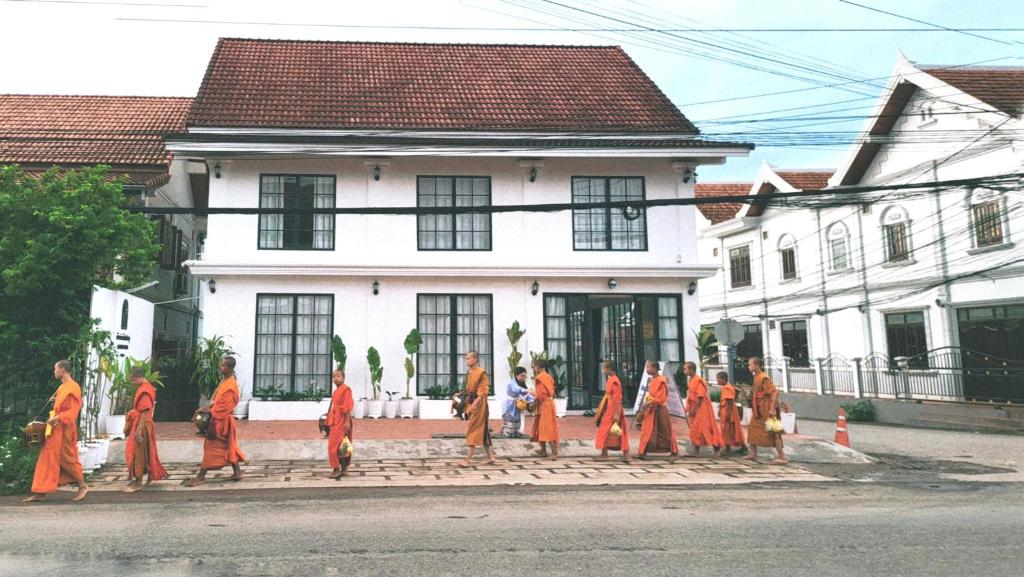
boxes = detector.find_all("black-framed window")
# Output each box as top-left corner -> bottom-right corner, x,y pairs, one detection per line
972,200 -> 1004,248
255,294 -> 334,395
154,218 -> 177,270
417,177 -> 491,250
781,320 -> 810,367
781,247 -> 798,280
258,175 -> 336,250
416,294 -> 493,395
729,245 -> 752,288
885,311 -> 928,368
572,177 -> 647,251
885,222 -> 911,262
175,235 -> 190,296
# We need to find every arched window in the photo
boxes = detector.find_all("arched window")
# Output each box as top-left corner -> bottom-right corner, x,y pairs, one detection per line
880,205 -> 912,262
778,234 -> 798,280
969,188 -> 1006,249
120,299 -> 129,331
827,222 -> 851,272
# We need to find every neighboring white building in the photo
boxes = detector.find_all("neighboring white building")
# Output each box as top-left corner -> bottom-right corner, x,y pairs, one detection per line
171,38 -> 751,413
696,55 -> 1024,402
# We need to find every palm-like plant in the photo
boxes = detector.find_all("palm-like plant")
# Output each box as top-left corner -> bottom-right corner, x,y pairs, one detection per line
105,356 -> 163,415
506,320 -> 525,378
403,329 -> 422,399
695,328 -> 719,366
331,335 -> 347,372
191,336 -> 235,399
367,346 -> 384,401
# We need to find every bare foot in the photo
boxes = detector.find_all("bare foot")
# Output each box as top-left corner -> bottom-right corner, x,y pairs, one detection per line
457,460 -> 473,468
483,459 -> 497,466
595,455 -> 610,461
682,452 -> 699,458
183,477 -> 206,487
122,484 -> 142,494
623,455 -> 632,463
742,454 -> 757,461
532,450 -> 547,458
771,458 -> 789,465
328,470 -> 342,479
228,473 -> 243,482
71,486 -> 89,502
21,494 -> 45,503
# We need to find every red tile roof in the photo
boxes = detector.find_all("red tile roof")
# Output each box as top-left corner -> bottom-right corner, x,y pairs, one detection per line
0,95 -> 191,168
694,182 -> 750,224
187,38 -> 698,133
922,65 -> 1024,116
774,170 -> 834,191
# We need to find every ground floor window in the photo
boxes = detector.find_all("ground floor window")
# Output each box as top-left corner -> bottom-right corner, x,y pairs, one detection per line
885,311 -> 928,368
416,294 -> 493,396
254,294 -> 333,396
781,320 -> 809,367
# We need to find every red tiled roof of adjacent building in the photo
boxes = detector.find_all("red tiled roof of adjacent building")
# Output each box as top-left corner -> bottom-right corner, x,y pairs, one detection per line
0,95 -> 192,169
922,65 -> 1024,116
187,38 -> 699,133
774,170 -> 834,191
694,182 -> 750,224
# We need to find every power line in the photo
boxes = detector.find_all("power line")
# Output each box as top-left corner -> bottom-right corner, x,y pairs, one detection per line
837,0 -> 1019,47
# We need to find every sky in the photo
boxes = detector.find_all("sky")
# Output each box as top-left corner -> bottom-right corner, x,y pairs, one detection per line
2,0 -> 1022,180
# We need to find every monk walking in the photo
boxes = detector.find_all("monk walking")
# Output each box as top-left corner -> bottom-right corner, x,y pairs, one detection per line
683,361 -> 723,458
326,369 -> 354,478
717,371 -> 747,455
530,357 -> 559,460
637,360 -> 678,460
185,356 -> 246,486
595,360 -> 630,462
459,351 -> 496,467
122,367 -> 168,493
744,357 -> 788,464
23,359 -> 89,503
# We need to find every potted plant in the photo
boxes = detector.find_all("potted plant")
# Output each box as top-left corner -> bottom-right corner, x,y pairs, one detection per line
103,356 -> 163,439
401,329 -> 422,418
384,391 -> 400,418
419,383 -> 458,419
549,355 -> 569,418
365,346 -> 384,418
506,321 -> 525,379
353,397 -> 367,419
189,336 -> 238,414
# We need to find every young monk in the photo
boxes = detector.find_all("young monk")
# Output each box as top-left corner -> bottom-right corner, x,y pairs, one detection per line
595,360 -> 630,462
326,369 -> 354,478
185,356 -> 247,486
459,351 -> 496,467
744,357 -> 788,464
637,360 -> 678,461
23,360 -> 90,503
530,357 -> 559,460
683,361 -> 723,458
717,371 -> 748,455
122,367 -> 168,493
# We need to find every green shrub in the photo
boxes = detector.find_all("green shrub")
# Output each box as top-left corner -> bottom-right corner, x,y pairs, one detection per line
841,400 -> 875,422
0,424 -> 39,496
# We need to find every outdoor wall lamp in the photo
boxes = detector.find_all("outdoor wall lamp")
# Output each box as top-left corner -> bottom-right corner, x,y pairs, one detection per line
607,278 -> 618,290
372,280 -> 380,295
208,279 -> 216,294
935,298 -> 945,308
531,280 -> 540,296
687,280 -> 697,295
528,167 -> 538,183
373,165 -> 381,181
681,167 -> 693,183
213,162 -> 222,179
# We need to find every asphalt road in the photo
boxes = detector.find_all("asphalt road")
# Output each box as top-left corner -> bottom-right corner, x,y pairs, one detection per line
2,482 -> 1021,577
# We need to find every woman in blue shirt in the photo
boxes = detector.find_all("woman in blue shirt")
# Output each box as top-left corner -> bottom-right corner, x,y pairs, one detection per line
502,367 -> 529,437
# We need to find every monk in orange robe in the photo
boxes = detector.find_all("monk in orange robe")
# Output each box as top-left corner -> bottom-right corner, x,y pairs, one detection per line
185,356 -> 247,486
637,360 -> 678,460
744,357 -> 788,464
530,358 -> 559,460
326,369 -> 355,478
595,360 -> 630,462
122,367 -> 168,493
716,371 -> 747,455
460,351 -> 496,467
683,361 -> 723,458
23,359 -> 89,502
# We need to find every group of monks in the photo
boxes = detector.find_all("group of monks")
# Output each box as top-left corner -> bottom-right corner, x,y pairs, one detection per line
22,353 -> 787,502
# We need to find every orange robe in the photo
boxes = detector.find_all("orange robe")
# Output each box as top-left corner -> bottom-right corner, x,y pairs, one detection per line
530,372 -> 559,443
595,375 -> 630,453
201,376 -> 246,469
747,371 -> 783,448
327,383 -> 354,469
465,367 -> 492,447
639,375 -> 678,455
686,375 -> 723,448
31,379 -> 85,494
719,383 -> 746,447
125,379 -> 168,482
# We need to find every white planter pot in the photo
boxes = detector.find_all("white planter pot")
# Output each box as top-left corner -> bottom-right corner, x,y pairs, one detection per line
418,399 -> 453,420
384,400 -> 399,419
78,442 -> 100,471
353,399 -> 367,419
92,438 -> 111,466
366,399 -> 384,419
233,398 -> 250,419
781,412 -> 797,434
248,399 -> 331,420
399,398 -> 416,418
741,406 -> 752,426
554,397 -> 568,418
104,414 -> 126,439
487,398 -> 501,418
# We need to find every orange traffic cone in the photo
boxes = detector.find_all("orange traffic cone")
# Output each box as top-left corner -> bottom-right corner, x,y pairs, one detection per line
833,408 -> 850,448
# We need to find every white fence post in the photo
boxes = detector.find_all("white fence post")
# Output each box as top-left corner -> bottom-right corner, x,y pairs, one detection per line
814,357 -> 825,396
781,356 -> 791,393
852,357 -> 863,399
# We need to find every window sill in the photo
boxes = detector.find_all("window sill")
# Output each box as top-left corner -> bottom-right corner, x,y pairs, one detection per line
729,284 -> 756,292
967,242 -> 1014,256
827,268 -> 855,277
779,277 -> 801,285
882,259 -> 916,268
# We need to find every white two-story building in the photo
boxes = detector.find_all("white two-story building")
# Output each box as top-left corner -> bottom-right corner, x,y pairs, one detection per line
170,38 -> 751,413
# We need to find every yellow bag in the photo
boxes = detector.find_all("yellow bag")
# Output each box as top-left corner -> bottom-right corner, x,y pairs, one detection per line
644,394 -> 653,404
764,417 -> 784,434
515,398 -> 528,411
339,436 -> 354,457
609,422 -> 623,437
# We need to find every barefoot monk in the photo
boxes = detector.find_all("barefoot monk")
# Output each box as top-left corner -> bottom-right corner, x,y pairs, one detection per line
23,360 -> 90,503
186,356 -> 246,486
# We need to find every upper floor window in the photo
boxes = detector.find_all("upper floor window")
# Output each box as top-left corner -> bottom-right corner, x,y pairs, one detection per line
729,245 -> 752,289
259,175 -> 336,251
417,176 -> 492,251
881,206 -> 912,262
572,177 -> 647,251
778,234 -> 798,280
971,195 -> 1004,248
827,222 -> 850,271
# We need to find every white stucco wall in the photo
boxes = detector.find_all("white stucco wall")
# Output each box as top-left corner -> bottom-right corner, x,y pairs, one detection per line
89,287 -> 155,418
